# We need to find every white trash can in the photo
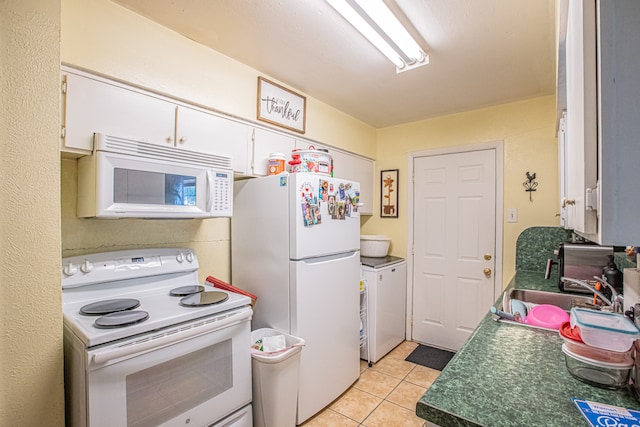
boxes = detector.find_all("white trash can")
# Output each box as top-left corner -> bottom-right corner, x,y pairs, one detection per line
251,328 -> 305,427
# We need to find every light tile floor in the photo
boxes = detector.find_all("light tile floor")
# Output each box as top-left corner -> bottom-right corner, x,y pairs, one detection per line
301,341 -> 440,427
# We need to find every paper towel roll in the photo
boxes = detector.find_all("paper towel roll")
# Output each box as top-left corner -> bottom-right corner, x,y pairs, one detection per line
623,268 -> 640,312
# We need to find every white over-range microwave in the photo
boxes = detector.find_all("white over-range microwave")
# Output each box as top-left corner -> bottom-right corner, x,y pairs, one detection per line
77,133 -> 233,219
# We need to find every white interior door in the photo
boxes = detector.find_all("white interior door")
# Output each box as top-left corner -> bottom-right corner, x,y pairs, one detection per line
412,149 -> 497,351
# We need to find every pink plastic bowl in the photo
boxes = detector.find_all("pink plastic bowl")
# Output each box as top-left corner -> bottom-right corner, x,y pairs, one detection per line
525,304 -> 570,330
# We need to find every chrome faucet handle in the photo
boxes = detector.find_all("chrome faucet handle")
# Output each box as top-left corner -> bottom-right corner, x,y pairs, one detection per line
561,277 -> 614,307
594,276 -> 624,313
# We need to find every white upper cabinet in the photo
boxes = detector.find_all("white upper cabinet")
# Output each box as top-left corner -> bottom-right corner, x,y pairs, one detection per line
562,0 -> 598,235
175,106 -> 252,175
61,68 -> 251,175
61,71 -> 175,154
560,0 -> 640,245
251,128 -> 296,176
331,149 -> 374,215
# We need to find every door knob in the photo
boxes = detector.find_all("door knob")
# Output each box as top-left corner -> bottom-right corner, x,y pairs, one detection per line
483,268 -> 492,277
484,254 -> 492,261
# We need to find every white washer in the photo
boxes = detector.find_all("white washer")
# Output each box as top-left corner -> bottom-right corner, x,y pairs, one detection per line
360,256 -> 407,364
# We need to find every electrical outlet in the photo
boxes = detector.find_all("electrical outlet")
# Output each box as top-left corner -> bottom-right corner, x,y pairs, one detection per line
507,208 -> 518,223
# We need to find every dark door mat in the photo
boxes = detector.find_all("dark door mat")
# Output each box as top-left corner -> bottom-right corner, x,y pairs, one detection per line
405,344 -> 455,371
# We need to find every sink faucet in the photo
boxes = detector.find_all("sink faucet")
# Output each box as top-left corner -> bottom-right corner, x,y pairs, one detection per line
561,276 -> 624,313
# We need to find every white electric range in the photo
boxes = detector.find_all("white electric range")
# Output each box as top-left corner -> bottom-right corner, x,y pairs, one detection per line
62,248 -> 253,427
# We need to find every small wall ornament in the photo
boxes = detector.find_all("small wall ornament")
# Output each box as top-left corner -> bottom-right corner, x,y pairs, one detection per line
381,169 -> 399,218
523,171 -> 538,202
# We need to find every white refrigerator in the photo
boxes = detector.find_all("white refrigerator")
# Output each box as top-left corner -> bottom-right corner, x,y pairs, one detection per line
232,172 -> 361,425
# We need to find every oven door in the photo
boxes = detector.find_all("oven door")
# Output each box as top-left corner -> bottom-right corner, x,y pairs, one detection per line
85,307 -> 252,427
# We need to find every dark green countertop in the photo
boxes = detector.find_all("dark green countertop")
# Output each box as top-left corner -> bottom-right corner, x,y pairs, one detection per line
416,270 -> 640,427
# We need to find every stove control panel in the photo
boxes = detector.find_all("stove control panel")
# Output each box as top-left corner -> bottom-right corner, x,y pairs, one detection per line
62,248 -> 198,289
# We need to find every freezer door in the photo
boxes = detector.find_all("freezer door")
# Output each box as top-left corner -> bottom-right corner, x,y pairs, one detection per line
290,251 -> 361,423
289,173 -> 360,259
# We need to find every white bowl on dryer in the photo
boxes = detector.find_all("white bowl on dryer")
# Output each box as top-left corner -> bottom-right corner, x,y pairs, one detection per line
360,235 -> 391,257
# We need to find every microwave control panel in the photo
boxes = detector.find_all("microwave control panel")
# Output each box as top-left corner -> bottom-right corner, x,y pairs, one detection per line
210,170 -> 233,217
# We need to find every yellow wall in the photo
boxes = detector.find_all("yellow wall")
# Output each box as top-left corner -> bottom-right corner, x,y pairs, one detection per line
60,0 -> 376,281
0,1 -> 65,426
365,96 -> 559,286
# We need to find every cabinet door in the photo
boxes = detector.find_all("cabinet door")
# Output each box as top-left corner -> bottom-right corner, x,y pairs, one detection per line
62,72 -> 176,154
332,150 -> 374,215
563,0 -> 597,235
252,128 -> 295,176
557,113 -> 568,228
176,106 -> 251,175
591,0 -> 640,245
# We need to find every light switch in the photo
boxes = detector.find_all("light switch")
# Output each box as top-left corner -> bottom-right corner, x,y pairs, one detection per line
507,208 -> 518,223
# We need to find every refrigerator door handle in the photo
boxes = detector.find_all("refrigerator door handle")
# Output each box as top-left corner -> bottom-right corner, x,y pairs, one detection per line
295,251 -> 359,264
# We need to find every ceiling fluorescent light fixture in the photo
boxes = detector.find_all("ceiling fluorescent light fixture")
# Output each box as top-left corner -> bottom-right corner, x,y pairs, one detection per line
327,0 -> 428,72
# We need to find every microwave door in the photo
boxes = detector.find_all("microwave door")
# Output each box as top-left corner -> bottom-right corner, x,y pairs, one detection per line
89,152 -> 211,218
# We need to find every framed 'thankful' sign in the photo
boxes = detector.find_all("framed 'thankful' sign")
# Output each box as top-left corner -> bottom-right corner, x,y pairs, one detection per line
257,76 -> 306,134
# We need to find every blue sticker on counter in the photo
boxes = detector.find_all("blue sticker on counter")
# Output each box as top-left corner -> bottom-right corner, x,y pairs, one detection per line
279,176 -> 288,186
573,398 -> 640,427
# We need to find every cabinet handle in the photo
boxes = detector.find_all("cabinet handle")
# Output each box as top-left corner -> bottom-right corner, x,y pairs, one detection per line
179,136 -> 187,144
166,136 -> 173,144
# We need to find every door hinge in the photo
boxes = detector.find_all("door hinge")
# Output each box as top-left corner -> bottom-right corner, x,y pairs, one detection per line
585,182 -> 599,213
60,126 -> 66,138
61,76 -> 67,94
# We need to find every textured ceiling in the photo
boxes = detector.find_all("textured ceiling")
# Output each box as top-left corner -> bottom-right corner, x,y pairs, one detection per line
111,0 -> 557,128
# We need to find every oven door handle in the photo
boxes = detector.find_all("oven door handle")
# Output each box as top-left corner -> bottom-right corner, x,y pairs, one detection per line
91,307 -> 252,365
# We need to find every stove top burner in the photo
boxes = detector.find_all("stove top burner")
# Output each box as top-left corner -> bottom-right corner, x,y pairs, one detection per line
169,285 -> 205,297
94,310 -> 149,329
180,291 -> 229,307
80,298 -> 141,316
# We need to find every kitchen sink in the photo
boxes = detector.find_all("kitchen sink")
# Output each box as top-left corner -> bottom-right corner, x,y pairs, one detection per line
507,289 -> 600,311
493,289 -> 603,330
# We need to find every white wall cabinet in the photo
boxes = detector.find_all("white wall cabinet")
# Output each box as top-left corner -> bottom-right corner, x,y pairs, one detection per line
61,71 -> 175,154
175,106 -> 252,175
61,68 -> 252,175
559,0 -> 640,245
251,128 -> 296,176
331,149 -> 374,215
